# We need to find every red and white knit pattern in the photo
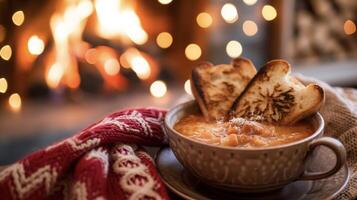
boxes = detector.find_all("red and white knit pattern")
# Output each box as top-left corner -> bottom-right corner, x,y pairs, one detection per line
0,109 -> 169,200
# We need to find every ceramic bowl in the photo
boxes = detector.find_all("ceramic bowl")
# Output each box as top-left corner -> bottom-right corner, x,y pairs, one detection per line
164,100 -> 347,192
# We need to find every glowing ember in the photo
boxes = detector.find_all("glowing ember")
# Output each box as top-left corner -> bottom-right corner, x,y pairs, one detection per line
221,3 -> 238,23
243,20 -> 258,36
196,12 -> 213,28
0,78 -> 8,93
185,43 -> 201,61
120,48 -> 151,79
0,45 -> 12,60
28,35 -> 45,55
226,40 -> 242,58
150,80 -> 167,98
184,80 -> 192,95
156,32 -> 173,48
46,63 -> 64,89
12,11 -> 25,26
95,0 -> 148,45
262,5 -> 277,21
9,93 -> 22,112
104,58 -> 120,75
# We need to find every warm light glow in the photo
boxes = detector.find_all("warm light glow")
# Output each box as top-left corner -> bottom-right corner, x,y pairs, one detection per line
344,20 -> 356,35
185,43 -> 201,61
95,0 -> 148,45
150,80 -> 167,98
104,58 -> 120,75
9,93 -> 22,112
0,78 -> 8,93
243,20 -> 258,36
196,12 -> 213,28
158,0 -> 173,5
0,45 -> 12,60
226,40 -> 243,58
46,63 -> 65,89
184,80 -> 192,95
0,25 -> 5,43
243,0 -> 257,6
221,3 -> 238,23
28,35 -> 45,55
156,32 -> 173,48
85,48 -> 97,64
121,48 -> 151,79
262,5 -> 277,21
12,11 -> 25,26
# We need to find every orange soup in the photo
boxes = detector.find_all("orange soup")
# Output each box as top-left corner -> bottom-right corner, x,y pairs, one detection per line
174,114 -> 314,148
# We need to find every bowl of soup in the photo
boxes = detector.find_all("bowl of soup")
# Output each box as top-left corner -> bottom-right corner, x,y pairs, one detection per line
164,100 -> 346,192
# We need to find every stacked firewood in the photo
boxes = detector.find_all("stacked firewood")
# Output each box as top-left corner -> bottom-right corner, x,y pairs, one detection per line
293,0 -> 357,63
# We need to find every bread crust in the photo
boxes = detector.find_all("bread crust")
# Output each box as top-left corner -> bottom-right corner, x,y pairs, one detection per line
229,59 -> 324,125
191,58 -> 257,120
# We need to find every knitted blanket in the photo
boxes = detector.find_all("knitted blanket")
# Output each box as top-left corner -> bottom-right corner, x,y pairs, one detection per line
0,76 -> 357,199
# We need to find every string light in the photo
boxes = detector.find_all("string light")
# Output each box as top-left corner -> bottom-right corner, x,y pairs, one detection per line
104,58 -> 120,75
158,0 -> 172,5
156,32 -> 173,48
185,43 -> 201,61
28,35 -> 45,55
184,80 -> 192,95
150,80 -> 167,98
12,11 -> 25,26
226,40 -> 243,58
0,45 -> 12,60
344,20 -> 356,35
262,5 -> 277,21
221,3 -> 238,23
9,93 -> 22,112
243,0 -> 257,6
0,25 -> 5,43
196,12 -> 213,28
243,20 -> 258,36
0,78 -> 8,93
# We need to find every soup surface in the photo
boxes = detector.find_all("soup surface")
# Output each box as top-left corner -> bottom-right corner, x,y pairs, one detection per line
174,114 -> 314,148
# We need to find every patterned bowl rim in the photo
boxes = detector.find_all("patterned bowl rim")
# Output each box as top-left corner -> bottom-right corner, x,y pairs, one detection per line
165,100 -> 325,151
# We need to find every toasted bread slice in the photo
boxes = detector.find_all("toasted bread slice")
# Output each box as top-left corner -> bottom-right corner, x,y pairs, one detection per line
191,58 -> 257,120
229,59 -> 324,125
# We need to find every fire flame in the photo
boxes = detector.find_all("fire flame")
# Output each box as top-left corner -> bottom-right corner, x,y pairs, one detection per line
95,0 -> 148,45
47,0 -> 93,89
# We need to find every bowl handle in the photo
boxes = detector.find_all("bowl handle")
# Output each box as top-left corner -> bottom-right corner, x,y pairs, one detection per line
299,137 -> 346,180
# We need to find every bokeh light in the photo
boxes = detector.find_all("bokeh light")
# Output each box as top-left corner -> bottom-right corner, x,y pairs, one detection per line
243,0 -> 257,6
104,58 -> 120,75
12,11 -> 25,26
344,20 -> 356,35
0,78 -> 8,93
28,35 -> 45,55
0,45 -> 12,61
184,79 -> 192,95
158,0 -> 172,5
226,40 -> 243,58
221,3 -> 238,23
196,12 -> 213,28
262,5 -> 277,21
9,93 -> 22,112
243,20 -> 258,36
185,43 -> 201,61
150,80 -> 167,98
156,32 -> 173,48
